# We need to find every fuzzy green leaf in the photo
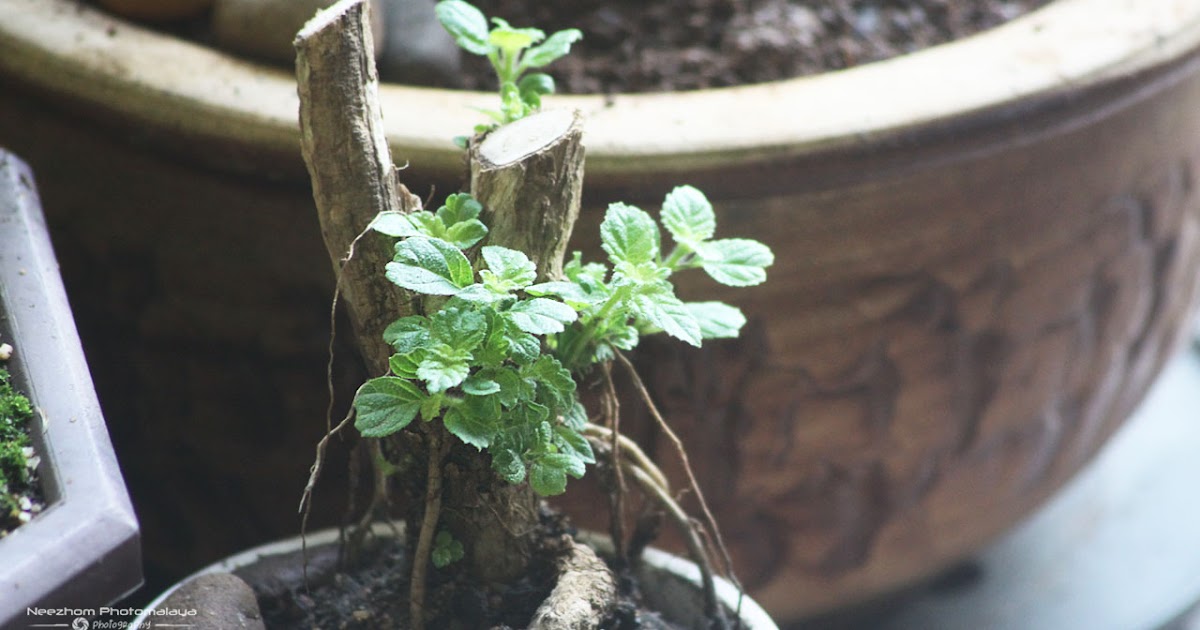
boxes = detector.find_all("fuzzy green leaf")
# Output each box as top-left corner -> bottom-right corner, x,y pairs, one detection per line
492,448 -> 526,484
561,400 -> 587,430
482,246 -> 537,290
699,238 -> 774,287
435,0 -> 491,55
600,202 -> 660,265
529,458 -> 568,496
633,283 -> 702,347
554,425 -> 595,464
524,280 -> 593,306
507,298 -> 577,334
528,355 -> 575,408
661,185 -> 716,246
353,377 -> 424,438
370,212 -> 425,238
443,404 -> 498,450
520,29 -> 582,69
388,237 -> 475,295
389,351 -> 423,379
383,316 -> 431,354
686,302 -> 747,339
431,306 -> 487,351
505,328 -> 541,365
418,344 -> 473,392
462,374 -> 501,396
517,73 -> 555,109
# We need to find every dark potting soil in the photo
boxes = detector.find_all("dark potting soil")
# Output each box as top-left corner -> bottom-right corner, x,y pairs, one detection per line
460,0 -> 1056,93
256,519 -> 692,629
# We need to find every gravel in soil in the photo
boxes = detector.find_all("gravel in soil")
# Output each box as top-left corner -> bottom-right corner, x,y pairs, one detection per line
461,0 -> 1056,93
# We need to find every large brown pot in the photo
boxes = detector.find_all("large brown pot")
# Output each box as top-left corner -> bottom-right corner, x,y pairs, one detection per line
2,0 -> 1199,620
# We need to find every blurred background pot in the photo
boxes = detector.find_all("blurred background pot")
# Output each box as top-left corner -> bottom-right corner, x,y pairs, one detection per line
1,0 -> 1199,621
0,151 -> 142,623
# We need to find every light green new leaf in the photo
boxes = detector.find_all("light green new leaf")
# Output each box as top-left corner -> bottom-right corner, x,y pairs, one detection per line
600,202 -> 660,265
387,236 -> 475,295
482,246 -> 537,290
685,301 -> 747,339
517,73 -> 555,109
443,405 -> 498,450
383,316 -> 431,354
633,283 -> 702,347
389,351 -> 423,379
524,280 -> 593,306
417,344 -> 473,392
489,18 -> 544,55
661,185 -> 716,246
435,0 -> 491,55
520,28 -> 583,69
462,374 -> 501,396
507,298 -> 577,334
699,238 -> 774,287
353,377 -> 425,438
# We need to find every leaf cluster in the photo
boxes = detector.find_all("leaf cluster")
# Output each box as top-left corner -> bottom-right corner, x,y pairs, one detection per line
0,368 -> 33,520
353,186 -> 772,497
435,0 -> 581,134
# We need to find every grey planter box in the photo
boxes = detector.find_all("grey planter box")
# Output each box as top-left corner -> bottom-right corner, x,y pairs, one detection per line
0,150 -> 141,624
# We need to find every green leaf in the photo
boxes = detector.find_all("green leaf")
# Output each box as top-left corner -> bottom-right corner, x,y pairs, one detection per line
454,283 -> 502,304
507,298 -> 577,334
527,355 -> 575,408
489,18 -> 544,55
444,219 -> 488,249
432,531 -> 464,568
420,392 -> 444,422
431,306 -> 487,351
661,185 -> 716,246
524,280 -> 593,306
443,404 -> 498,449
520,29 -> 583,69
491,368 -> 524,407
370,212 -> 425,238
435,0 -> 492,55
418,344 -> 473,392
554,425 -> 595,464
699,238 -> 774,287
437,192 -> 483,224
383,316 -> 432,354
529,458 -> 568,496
561,399 -> 587,430
517,73 -> 555,109
482,246 -> 537,290
353,377 -> 425,438
686,302 -> 747,339
462,374 -> 501,396
600,202 -> 660,265
492,448 -> 526,484
505,329 -> 541,365
389,351 -> 423,379
388,237 -> 475,295
633,283 -> 702,347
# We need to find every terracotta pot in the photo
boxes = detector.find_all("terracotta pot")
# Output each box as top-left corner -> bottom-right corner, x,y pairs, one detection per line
132,525 -> 778,629
2,0 -> 1199,620
0,151 -> 142,623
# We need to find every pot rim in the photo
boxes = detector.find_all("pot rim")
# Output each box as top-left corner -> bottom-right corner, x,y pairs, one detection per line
133,524 -> 778,629
1,0 -> 1199,177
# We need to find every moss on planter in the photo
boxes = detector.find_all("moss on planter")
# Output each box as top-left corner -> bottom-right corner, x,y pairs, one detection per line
0,365 -> 37,535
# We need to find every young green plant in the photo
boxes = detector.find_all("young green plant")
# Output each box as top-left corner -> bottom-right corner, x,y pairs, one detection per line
435,0 -> 581,137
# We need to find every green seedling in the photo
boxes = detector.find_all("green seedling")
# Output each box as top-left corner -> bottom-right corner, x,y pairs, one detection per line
435,0 -> 581,138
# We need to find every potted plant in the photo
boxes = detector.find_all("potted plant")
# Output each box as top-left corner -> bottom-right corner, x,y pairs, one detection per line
2,0 -> 1200,621
135,2 -> 777,627
0,150 -> 142,625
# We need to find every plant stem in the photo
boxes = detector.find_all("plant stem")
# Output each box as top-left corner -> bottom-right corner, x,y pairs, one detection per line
410,428 -> 448,630
599,363 -> 627,565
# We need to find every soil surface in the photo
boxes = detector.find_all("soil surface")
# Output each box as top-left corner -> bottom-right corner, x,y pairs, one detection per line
462,0 -> 1056,93
257,516 -> 691,629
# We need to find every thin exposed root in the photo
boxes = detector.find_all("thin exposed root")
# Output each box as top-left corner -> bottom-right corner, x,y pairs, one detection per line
582,424 -> 669,492
599,363 -> 627,565
615,350 -> 746,621
410,429 -> 449,630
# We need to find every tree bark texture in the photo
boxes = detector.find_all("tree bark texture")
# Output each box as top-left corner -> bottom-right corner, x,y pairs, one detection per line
294,0 -> 419,373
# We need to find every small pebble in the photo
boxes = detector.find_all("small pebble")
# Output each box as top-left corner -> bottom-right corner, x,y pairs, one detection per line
97,0 -> 214,22
0,343 -> 12,361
